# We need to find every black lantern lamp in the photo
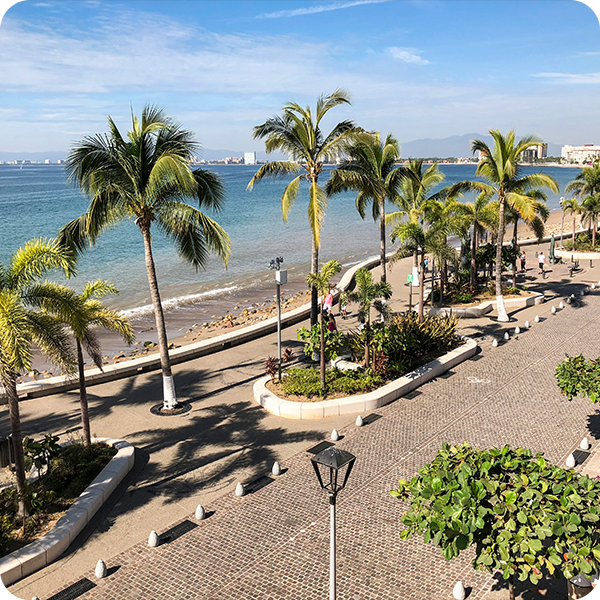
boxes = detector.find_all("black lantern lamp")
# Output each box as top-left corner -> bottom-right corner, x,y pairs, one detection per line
311,446 -> 356,503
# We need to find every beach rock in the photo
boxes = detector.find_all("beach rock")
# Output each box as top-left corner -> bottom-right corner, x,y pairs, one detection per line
168,343 -> 175,349
235,482 -> 245,497
95,559 -> 107,579
195,504 -> 206,520
28,370 -> 40,380
148,531 -> 159,547
566,453 -> 576,468
112,354 -> 125,360
272,461 -> 281,476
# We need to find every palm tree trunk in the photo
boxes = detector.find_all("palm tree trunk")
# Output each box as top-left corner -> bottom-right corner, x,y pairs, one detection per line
140,223 -> 178,410
380,197 -> 387,283
4,374 -> 27,517
76,340 -> 91,448
496,197 -> 509,322
508,575 -> 515,600
311,237 -> 319,328
470,224 -> 477,288
573,216 -> 576,250
320,308 -> 326,392
418,252 -> 425,323
511,220 -> 518,287
593,218 -> 597,248
364,321 -> 371,367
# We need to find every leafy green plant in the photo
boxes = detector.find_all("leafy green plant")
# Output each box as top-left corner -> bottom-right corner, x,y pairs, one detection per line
23,434 -> 61,474
454,293 -> 473,304
555,355 -> 600,402
297,322 -> 344,361
280,367 -> 384,398
391,443 -> 600,599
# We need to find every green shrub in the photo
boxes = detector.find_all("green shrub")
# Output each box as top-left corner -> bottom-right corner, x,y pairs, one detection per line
555,355 -> 600,402
280,367 -> 384,398
297,321 -> 344,361
454,293 -> 473,303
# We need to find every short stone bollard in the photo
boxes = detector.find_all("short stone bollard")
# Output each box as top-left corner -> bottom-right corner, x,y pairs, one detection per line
235,482 -> 245,497
148,531 -> 159,547
524,320 -> 530,329
592,284 -> 596,290
504,332 -> 510,341
453,581 -> 466,600
566,453 -> 576,468
514,326 -> 520,334
581,437 -> 590,450
534,315 -> 540,323
567,297 -> 572,304
331,429 -> 340,441
272,461 -> 281,476
32,597 -> 40,600
580,290 -> 585,296
559,301 -> 564,309
492,339 -> 498,347
95,559 -> 108,579
195,504 -> 206,520
355,415 -> 364,427
551,306 -> 557,314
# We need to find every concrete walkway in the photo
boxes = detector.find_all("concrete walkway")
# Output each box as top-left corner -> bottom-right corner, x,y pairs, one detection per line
5,245 -> 600,600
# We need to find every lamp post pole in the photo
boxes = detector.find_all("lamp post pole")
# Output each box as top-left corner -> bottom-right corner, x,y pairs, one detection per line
268,257 -> 285,380
329,493 -> 336,600
560,197 -> 565,248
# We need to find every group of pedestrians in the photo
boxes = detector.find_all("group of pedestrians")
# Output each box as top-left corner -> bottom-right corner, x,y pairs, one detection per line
519,250 -> 546,275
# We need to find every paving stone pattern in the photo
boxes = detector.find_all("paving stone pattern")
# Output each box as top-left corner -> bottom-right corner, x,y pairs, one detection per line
39,294 -> 600,600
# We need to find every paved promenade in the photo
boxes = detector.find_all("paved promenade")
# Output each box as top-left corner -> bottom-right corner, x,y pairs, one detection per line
6,249 -> 600,600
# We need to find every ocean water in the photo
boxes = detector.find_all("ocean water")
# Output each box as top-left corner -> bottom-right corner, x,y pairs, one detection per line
0,163 -> 579,317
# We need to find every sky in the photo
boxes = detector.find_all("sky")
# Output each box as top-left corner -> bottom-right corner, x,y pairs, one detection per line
0,0 -> 599,156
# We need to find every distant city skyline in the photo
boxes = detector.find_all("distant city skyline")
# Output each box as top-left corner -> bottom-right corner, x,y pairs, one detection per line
0,0 -> 599,154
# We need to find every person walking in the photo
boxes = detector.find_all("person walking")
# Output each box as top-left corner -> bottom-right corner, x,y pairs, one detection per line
327,312 -> 337,332
323,288 -> 333,313
520,251 -> 527,273
339,292 -> 348,319
538,251 -> 545,275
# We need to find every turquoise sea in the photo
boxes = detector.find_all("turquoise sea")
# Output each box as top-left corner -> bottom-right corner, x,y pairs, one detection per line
0,163 -> 580,322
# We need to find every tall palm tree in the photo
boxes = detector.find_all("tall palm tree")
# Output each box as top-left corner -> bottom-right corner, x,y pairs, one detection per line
247,90 -> 360,326
61,281 -> 135,448
325,132 -> 405,283
448,130 -> 559,322
0,239 -> 76,513
305,260 -> 342,390
386,159 -> 447,283
580,195 -> 600,247
345,268 -> 392,366
58,105 -> 230,411
565,161 -> 600,200
453,192 -> 497,288
561,198 -> 581,250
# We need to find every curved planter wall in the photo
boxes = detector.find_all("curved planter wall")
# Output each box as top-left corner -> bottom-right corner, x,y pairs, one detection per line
254,337 -> 478,419
0,438 -> 135,586
555,249 -> 600,262
423,293 -> 545,318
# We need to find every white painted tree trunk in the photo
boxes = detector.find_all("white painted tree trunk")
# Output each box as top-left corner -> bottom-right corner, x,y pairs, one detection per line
162,375 -> 178,410
496,294 -> 509,322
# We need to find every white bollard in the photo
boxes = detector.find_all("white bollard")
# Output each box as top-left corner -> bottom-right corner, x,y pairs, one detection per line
559,301 -> 564,309
524,321 -> 530,329
580,290 -> 585,296
514,326 -> 520,334
534,315 -> 540,323
148,531 -> 159,547
492,339 -> 498,347
504,332 -> 510,340
571,294 -> 576,299
235,482 -> 245,497
581,437 -> 590,450
195,504 -> 206,520
592,283 -> 596,290
331,429 -> 340,441
355,415 -> 364,427
551,306 -> 557,314
586,287 -> 591,293
453,581 -> 466,600
566,297 -> 572,304
95,559 -> 107,579
272,461 -> 281,476
566,453 -> 576,468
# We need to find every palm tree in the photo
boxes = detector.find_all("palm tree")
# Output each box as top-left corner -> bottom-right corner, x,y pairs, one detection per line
305,260 -> 342,390
0,239 -> 76,513
58,105 -> 230,411
325,132 -> 405,283
247,90 -> 360,326
386,159 -> 447,284
562,198 -> 581,250
345,268 -> 392,366
580,195 -> 600,247
453,192 -> 497,288
565,161 -> 600,200
61,281 -> 135,448
448,130 -> 559,322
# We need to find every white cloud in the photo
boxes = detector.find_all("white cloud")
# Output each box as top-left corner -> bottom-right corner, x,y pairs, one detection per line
259,0 -> 390,19
387,46 -> 430,65
532,72 -> 600,84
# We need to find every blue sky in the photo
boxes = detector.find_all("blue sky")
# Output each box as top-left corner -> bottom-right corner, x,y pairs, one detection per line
0,0 -> 599,155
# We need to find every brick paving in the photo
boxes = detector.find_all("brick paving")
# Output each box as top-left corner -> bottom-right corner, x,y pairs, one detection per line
19,281 -> 600,600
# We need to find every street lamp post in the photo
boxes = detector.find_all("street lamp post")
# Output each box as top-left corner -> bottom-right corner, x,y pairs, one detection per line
311,446 -> 356,600
268,257 -> 286,380
560,197 -> 565,249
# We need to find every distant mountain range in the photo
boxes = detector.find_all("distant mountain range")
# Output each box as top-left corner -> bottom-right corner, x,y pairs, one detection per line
0,134 -> 563,162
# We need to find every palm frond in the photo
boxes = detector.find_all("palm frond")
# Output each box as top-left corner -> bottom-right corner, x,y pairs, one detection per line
308,182 -> 327,249
246,161 -> 302,190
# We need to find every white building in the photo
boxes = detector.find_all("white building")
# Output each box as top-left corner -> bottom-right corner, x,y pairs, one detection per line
244,152 -> 257,165
521,144 -> 547,162
561,144 -> 600,164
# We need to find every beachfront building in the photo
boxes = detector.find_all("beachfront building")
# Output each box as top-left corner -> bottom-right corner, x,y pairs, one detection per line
521,143 -> 547,162
244,152 -> 257,165
561,144 -> 600,164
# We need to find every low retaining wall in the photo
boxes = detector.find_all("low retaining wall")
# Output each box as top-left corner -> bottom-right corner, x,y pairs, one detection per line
14,255 -> 387,401
424,293 -> 545,318
253,337 -> 478,419
555,249 -> 600,262
0,437 -> 135,587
